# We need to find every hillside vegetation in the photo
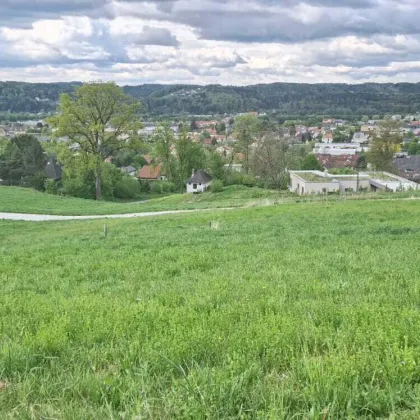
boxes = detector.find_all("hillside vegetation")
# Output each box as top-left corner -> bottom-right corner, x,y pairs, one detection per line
2,185 -> 420,216
1,200 -> 420,418
2,81 -> 420,117
0,185 -> 282,215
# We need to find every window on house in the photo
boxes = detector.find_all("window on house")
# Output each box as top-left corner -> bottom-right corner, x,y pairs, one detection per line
193,183 -> 197,189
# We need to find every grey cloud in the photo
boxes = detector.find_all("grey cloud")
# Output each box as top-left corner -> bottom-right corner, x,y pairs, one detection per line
129,26 -> 180,46
0,0 -> 109,27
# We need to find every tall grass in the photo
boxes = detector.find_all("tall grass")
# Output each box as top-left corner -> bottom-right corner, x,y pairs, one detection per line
1,200 -> 420,417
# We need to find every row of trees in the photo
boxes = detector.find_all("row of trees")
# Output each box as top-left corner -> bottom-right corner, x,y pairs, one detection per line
4,81 -> 420,118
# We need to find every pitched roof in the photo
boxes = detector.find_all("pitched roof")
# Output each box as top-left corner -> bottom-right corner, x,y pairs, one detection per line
393,156 -> 420,171
44,157 -> 63,180
121,166 -> 136,173
137,164 -> 162,179
187,170 -> 212,184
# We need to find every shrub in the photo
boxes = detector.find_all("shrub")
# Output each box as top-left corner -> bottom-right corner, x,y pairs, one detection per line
225,172 -> 257,187
62,177 -> 95,199
114,177 -> 142,199
211,179 -> 224,193
150,181 -> 176,194
45,179 -> 58,195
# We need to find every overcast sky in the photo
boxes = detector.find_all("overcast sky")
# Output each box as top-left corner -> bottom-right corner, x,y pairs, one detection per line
1,0 -> 420,85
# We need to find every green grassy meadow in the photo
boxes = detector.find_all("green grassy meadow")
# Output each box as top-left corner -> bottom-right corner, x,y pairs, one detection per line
0,185 -> 283,215
2,185 -> 420,217
1,199 -> 420,418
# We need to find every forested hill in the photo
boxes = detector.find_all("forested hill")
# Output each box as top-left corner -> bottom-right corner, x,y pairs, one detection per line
2,81 -> 420,118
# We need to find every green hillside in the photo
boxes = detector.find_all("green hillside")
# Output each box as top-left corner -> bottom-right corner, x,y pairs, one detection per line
0,185 -> 282,215
2,81 -> 420,117
1,200 -> 420,418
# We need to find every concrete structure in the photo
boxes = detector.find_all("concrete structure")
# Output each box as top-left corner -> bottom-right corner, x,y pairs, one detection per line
186,170 -> 212,193
289,170 -> 418,195
313,142 -> 368,156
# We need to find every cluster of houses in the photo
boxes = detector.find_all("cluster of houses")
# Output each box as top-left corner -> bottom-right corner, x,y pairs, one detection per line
4,112 -> 420,194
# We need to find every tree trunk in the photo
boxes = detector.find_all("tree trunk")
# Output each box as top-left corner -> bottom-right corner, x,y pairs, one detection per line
95,161 -> 102,200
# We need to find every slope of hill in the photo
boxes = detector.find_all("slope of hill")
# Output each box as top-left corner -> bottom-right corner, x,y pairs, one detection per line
2,81 -> 420,117
0,185 -> 282,215
1,200 -> 420,417
2,185 -> 420,216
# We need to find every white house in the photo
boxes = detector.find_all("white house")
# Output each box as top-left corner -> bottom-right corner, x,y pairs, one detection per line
186,170 -> 213,193
322,132 -> 333,143
352,132 -> 370,144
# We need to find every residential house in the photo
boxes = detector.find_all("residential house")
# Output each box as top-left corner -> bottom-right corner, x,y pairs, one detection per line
121,166 -> 137,177
44,157 -> 63,181
393,155 -> 420,182
224,163 -> 243,172
316,154 -> 359,169
186,170 -> 213,193
409,121 -> 420,130
137,164 -> 165,181
352,132 -> 370,144
322,132 -> 333,143
289,170 -> 418,195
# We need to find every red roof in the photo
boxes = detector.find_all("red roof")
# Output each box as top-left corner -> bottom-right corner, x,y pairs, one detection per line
137,164 -> 162,180
316,154 -> 359,169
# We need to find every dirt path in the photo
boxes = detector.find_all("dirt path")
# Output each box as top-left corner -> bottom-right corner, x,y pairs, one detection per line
0,208 -> 233,222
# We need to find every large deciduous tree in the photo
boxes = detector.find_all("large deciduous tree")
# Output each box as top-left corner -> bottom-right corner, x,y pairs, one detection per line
234,114 -> 261,173
152,123 -> 176,181
368,120 -> 402,172
175,128 -> 206,191
49,82 -> 141,200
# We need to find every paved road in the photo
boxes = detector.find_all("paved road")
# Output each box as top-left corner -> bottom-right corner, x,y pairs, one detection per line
0,208 -> 233,222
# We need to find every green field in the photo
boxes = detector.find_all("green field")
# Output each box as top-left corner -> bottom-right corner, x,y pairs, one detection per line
1,199 -> 420,418
2,185 -> 420,217
0,186 -> 283,215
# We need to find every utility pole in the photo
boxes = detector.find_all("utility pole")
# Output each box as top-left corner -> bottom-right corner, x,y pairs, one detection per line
356,169 -> 360,193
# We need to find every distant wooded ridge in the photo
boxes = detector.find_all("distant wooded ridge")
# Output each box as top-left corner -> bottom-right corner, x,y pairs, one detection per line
2,81 -> 420,118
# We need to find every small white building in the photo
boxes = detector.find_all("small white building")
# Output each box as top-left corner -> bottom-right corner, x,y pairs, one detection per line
186,170 -> 213,193
322,132 -> 333,143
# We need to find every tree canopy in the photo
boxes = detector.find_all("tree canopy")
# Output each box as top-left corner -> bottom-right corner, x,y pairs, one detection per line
48,82 -> 141,199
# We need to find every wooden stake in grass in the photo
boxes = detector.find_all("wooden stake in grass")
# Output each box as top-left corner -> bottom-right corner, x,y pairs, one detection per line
104,224 -> 108,238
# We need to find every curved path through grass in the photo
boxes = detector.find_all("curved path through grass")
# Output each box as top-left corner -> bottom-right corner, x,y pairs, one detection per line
0,207 -> 234,221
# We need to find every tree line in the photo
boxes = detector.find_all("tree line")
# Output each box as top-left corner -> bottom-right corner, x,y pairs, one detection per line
3,81 -> 420,118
